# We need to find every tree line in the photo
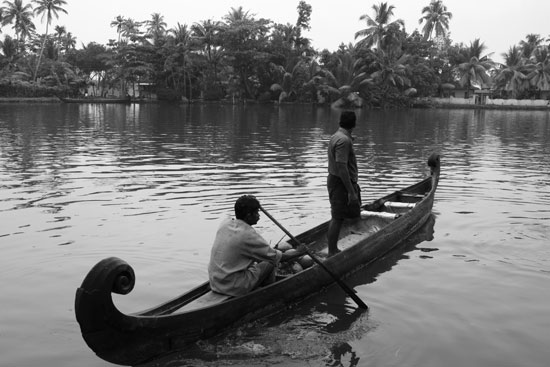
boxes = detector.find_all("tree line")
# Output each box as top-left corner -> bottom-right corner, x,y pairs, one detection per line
1,0 -> 549,107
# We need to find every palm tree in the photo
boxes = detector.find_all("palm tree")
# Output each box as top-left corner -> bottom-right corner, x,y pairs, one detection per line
146,12 -> 166,45
62,31 -> 75,51
456,39 -> 494,96
355,2 -> 404,50
53,24 -> 64,50
525,47 -> 550,95
301,59 -> 324,101
370,49 -> 412,89
319,49 -> 370,106
50,24 -> 74,53
191,19 -> 223,87
269,59 -> 304,103
418,0 -> 452,40
1,34 -> 18,71
121,18 -> 143,43
519,33 -> 544,59
32,0 -> 68,81
165,22 -> 193,98
110,15 -> 125,43
191,19 -> 222,63
494,46 -> 529,98
223,6 -> 253,24
1,0 -> 35,44
16,18 -> 34,53
53,24 -> 64,37
464,38 -> 491,61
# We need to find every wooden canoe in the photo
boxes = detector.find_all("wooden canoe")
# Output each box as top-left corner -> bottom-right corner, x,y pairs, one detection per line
58,96 -> 132,104
75,153 -> 441,365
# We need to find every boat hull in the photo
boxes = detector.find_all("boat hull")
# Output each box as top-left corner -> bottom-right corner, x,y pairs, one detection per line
75,153 -> 440,365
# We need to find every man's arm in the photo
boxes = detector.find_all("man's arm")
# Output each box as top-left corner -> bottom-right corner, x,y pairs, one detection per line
242,228 -> 283,265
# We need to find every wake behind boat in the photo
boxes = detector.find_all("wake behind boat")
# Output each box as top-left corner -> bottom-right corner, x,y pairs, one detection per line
75,153 -> 441,365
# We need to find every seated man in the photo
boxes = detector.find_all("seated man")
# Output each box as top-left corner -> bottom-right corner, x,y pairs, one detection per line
208,195 -> 293,296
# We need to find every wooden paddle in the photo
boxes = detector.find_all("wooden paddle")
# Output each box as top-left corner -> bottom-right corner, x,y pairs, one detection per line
259,205 -> 368,310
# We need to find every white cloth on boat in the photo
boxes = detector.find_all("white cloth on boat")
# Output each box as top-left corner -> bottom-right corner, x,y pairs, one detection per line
208,218 -> 282,296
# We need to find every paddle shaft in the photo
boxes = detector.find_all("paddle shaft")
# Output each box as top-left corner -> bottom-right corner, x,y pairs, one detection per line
259,205 -> 368,309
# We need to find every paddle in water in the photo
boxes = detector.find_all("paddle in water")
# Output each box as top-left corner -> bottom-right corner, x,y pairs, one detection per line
259,205 -> 368,310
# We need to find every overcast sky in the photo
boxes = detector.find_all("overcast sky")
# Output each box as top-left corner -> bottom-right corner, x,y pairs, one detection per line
21,0 -> 550,62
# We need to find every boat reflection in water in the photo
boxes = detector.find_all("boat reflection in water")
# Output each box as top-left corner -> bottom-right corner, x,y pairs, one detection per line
147,214 -> 437,367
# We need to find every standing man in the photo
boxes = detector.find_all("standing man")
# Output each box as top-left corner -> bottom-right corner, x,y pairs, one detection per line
327,111 -> 361,256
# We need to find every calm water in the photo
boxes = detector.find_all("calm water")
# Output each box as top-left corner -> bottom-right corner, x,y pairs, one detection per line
0,103 -> 549,367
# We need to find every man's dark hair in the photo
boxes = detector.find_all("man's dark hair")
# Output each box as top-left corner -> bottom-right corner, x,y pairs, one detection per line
339,111 -> 356,129
235,195 -> 260,220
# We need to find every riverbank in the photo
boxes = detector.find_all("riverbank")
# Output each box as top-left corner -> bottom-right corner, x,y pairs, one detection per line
0,97 -> 151,104
0,97 -> 61,103
416,97 -> 550,110
2,96 -> 550,110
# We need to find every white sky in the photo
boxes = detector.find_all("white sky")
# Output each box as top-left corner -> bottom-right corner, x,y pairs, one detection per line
15,0 -> 550,63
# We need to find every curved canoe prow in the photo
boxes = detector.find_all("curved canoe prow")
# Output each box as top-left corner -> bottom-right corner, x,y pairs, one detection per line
74,257 -> 136,360
427,152 -> 441,195
428,152 -> 441,177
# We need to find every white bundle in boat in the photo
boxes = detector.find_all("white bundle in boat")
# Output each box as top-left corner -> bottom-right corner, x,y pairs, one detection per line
384,201 -> 417,209
361,211 -> 398,219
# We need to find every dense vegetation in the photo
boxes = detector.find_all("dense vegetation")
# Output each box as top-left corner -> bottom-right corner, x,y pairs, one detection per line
1,0 -> 549,107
